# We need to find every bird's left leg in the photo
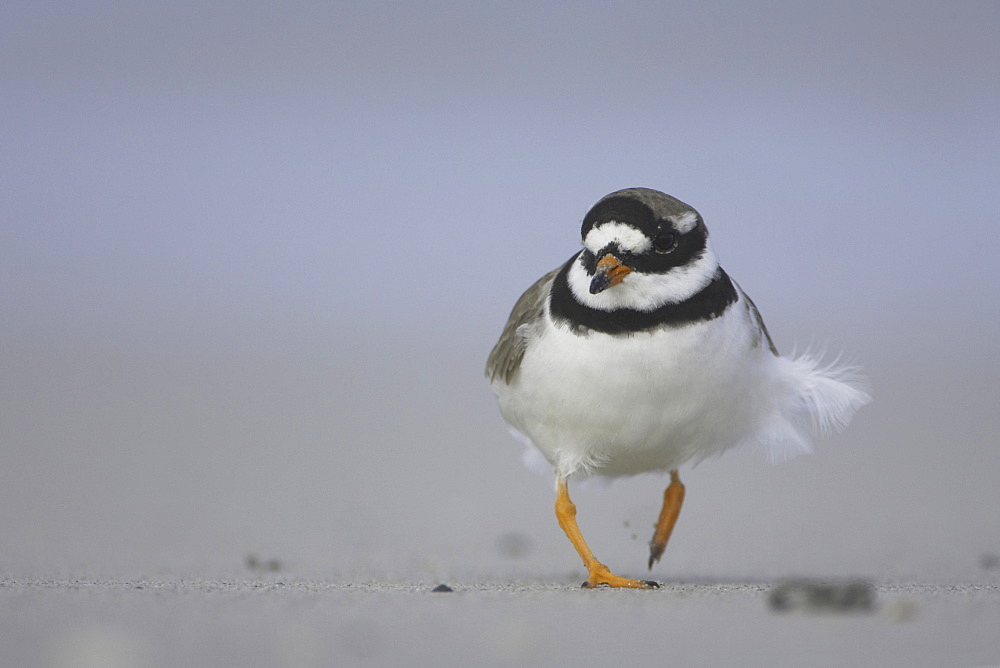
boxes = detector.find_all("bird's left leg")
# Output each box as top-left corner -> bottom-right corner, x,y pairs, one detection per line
648,469 -> 685,570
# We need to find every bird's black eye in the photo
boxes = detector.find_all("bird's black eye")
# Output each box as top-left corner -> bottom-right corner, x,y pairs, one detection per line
653,231 -> 677,253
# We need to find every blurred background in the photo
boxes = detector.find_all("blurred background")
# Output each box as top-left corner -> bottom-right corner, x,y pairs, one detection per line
2,0 -> 998,585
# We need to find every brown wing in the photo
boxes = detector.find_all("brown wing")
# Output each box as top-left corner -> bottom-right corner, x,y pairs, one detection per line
734,281 -> 779,356
485,264 -> 563,384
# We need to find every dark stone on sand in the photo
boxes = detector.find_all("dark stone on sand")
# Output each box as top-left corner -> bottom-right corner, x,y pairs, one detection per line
769,578 -> 876,613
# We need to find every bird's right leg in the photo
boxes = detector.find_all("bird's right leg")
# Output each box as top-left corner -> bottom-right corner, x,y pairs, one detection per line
555,475 -> 658,589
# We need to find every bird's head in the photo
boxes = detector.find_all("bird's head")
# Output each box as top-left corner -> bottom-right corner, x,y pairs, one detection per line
568,188 -> 720,313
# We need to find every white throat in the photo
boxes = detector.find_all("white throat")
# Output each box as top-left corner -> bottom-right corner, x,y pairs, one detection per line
567,247 -> 721,312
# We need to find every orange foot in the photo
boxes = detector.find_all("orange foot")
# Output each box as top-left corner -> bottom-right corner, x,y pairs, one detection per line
648,470 -> 685,570
582,562 -> 659,589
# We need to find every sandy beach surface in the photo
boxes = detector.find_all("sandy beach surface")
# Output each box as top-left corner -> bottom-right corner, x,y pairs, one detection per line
3,577 -> 999,667
3,326 -> 1000,667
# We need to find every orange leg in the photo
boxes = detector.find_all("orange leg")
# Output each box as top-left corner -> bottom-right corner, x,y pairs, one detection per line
648,469 -> 686,570
555,476 -> 658,589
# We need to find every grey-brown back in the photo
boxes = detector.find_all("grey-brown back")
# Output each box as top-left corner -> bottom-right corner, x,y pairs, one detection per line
485,264 -> 564,384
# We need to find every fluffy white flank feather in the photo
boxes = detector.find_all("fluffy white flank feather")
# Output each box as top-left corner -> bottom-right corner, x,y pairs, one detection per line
751,350 -> 872,464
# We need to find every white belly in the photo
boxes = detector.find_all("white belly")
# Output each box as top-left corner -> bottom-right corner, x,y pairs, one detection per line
494,302 -> 776,478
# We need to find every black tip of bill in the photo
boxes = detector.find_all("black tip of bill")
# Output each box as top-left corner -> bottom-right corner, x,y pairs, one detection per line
589,271 -> 612,294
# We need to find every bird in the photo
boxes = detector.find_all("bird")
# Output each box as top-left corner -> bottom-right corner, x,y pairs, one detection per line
485,187 -> 871,589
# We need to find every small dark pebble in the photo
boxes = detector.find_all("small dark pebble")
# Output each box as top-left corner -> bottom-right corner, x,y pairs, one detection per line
245,554 -> 283,573
769,578 -> 876,613
432,584 -> 453,593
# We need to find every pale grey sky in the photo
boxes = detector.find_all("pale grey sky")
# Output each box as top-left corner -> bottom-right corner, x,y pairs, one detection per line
3,1 -> 998,342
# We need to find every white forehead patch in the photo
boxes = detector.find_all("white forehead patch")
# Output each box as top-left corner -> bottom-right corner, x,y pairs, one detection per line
674,211 -> 699,234
583,222 -> 651,255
